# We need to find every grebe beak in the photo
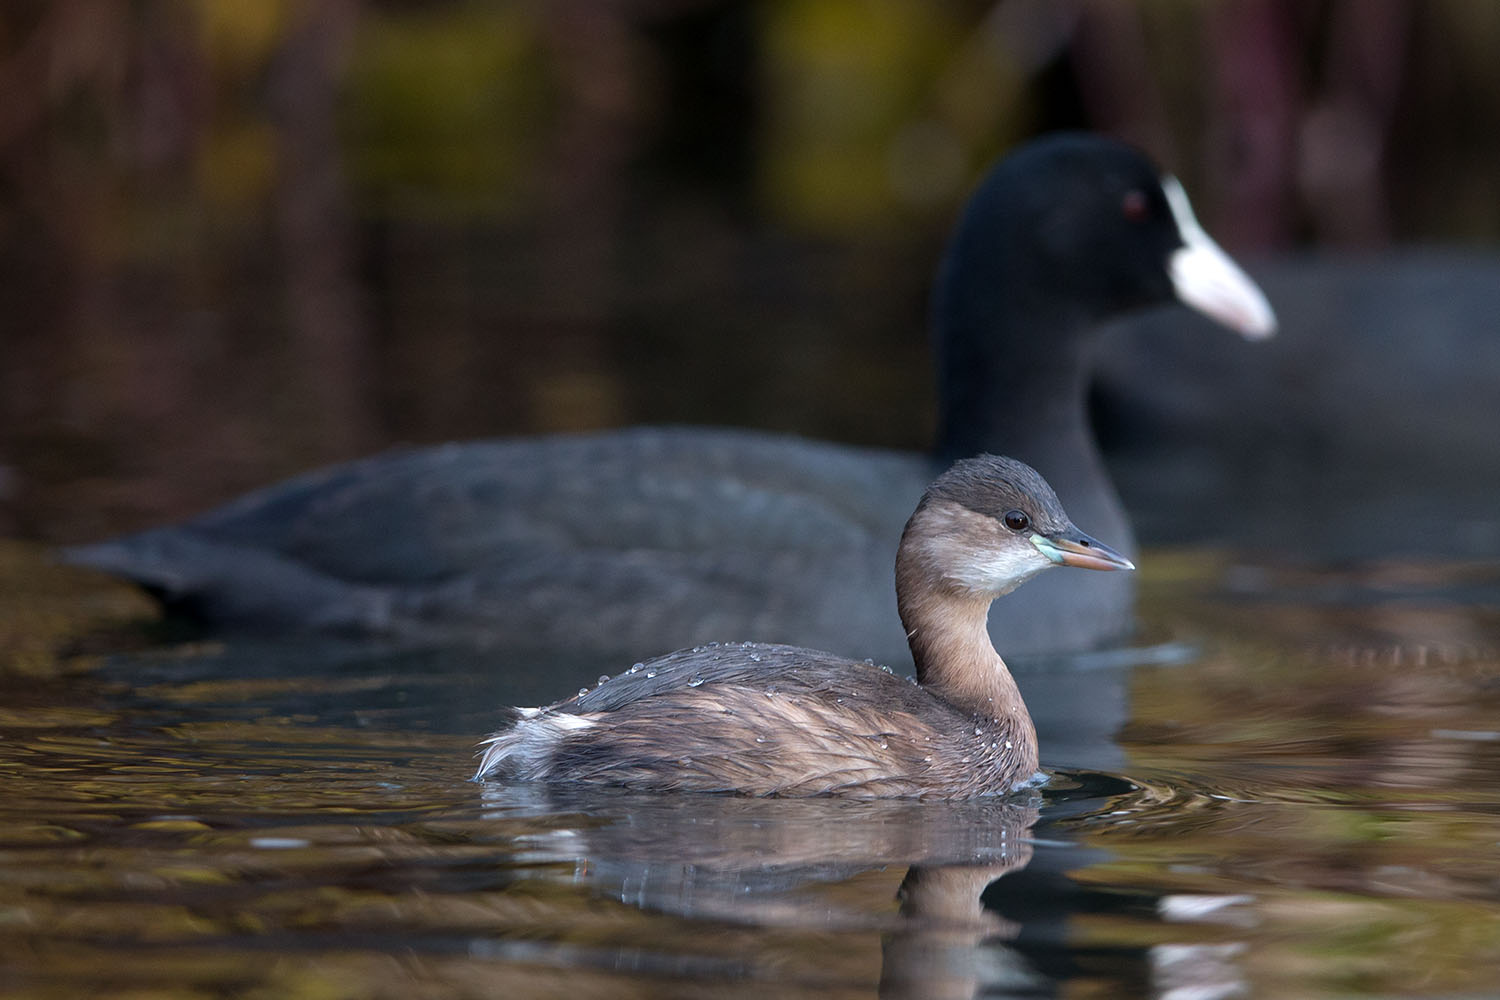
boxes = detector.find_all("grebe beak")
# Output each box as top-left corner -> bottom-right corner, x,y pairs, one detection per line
1030,531 -> 1135,572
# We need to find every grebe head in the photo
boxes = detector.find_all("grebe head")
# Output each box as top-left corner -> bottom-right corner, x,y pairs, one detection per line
900,455 -> 1134,601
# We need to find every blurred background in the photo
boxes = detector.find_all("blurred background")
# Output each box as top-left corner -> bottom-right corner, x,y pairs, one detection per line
3,0 -> 1499,546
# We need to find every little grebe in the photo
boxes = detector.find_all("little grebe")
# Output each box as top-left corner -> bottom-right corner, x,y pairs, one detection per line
474,455 -> 1132,798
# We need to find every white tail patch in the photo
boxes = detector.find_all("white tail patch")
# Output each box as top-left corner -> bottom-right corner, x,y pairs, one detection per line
474,709 -> 597,781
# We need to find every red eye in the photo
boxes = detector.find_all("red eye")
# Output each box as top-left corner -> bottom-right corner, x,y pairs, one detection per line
1122,189 -> 1149,222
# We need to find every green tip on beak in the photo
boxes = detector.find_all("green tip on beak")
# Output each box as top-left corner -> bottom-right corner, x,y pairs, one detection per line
1030,532 -> 1135,572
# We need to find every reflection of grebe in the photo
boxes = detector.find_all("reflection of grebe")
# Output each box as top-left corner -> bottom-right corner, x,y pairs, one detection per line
473,784 -> 1044,996
476,455 -> 1131,797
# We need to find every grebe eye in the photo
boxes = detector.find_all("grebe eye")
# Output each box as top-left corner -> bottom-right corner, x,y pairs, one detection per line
1003,509 -> 1030,532
1122,189 -> 1149,222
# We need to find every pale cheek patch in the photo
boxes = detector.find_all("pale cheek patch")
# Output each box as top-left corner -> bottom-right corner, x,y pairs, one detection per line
913,503 -> 1054,596
946,545 -> 1053,594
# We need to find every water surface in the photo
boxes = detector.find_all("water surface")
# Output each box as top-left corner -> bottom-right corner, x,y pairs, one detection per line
3,547 -> 1499,998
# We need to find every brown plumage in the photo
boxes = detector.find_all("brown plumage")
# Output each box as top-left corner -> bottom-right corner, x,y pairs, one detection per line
475,455 -> 1132,798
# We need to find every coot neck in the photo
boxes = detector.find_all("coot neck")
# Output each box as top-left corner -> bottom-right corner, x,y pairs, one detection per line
931,255 -> 1127,549
934,280 -> 1095,468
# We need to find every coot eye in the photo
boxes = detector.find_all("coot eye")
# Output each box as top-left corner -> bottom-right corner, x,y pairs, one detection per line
1122,189 -> 1149,222
1003,509 -> 1030,532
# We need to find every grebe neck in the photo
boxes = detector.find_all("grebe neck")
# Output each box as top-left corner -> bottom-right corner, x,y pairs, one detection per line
893,501 -> 1040,773
897,585 -> 1028,724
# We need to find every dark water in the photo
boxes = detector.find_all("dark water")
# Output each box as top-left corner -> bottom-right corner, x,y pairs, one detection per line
4,547 -> 1500,998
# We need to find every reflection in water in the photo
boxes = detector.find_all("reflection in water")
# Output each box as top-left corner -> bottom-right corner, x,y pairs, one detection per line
3,549 -> 1500,996
880,865 -> 1033,1000
480,785 -> 1046,997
